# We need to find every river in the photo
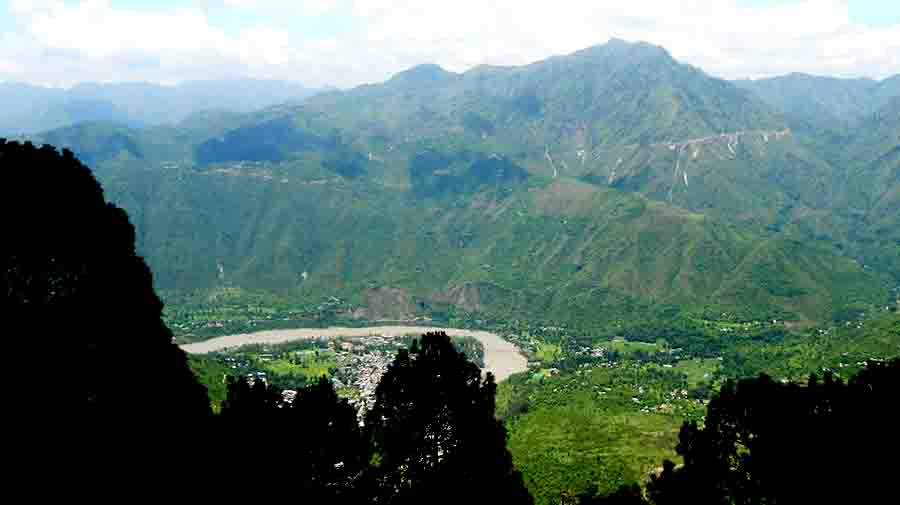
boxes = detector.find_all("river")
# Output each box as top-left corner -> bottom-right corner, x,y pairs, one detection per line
180,325 -> 528,382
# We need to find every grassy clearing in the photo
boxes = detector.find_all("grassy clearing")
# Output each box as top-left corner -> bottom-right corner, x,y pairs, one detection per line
498,362 -> 706,505
535,343 -> 563,362
671,358 -> 720,388
605,337 -> 658,354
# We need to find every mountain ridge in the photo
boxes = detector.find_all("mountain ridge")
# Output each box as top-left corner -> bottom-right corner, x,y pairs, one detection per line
15,38 -> 898,327
0,78 -> 322,135
734,72 -> 900,131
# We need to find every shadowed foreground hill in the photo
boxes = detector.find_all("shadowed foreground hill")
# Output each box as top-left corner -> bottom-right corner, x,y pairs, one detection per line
1,145 -> 528,500
2,140 -> 210,427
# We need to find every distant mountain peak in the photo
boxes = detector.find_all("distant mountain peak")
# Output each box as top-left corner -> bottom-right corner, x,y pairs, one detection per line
606,37 -> 663,50
555,38 -> 679,75
389,64 -> 458,85
576,38 -> 671,58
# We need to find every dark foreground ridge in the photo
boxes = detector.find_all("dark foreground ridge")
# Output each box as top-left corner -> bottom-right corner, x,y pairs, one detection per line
3,139 -> 211,424
5,139 -> 531,502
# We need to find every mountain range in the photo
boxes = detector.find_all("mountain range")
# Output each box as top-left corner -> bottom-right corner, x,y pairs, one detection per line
0,78 -> 321,135
735,73 -> 900,131
16,39 -> 900,330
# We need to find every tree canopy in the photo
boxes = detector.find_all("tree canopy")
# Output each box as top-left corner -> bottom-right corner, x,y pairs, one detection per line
646,358 -> 899,505
365,331 -> 533,504
216,375 -> 369,500
3,140 -> 210,473
212,333 -> 533,504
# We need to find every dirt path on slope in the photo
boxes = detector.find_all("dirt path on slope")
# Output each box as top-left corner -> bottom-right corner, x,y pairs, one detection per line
180,326 -> 528,382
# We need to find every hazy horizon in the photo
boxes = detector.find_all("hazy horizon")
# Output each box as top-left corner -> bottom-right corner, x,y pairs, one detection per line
2,37 -> 899,93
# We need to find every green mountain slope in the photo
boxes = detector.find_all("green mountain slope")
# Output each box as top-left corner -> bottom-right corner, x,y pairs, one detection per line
19,39 -> 896,329
735,73 -> 900,132
838,98 -> 900,278
301,40 -> 782,160
290,41 -> 886,248
81,156 -> 883,326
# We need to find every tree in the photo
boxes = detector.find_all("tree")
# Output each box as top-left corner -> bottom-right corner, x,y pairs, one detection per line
219,375 -> 283,416
217,375 -> 370,500
646,359 -> 900,505
3,140 -> 211,483
3,140 -> 210,418
291,376 -> 370,500
365,331 -> 532,505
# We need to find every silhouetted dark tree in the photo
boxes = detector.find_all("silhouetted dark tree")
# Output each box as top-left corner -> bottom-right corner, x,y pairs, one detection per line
365,331 -> 533,505
217,375 -> 370,500
2,141 -> 530,499
3,140 -> 211,481
291,376 -> 371,500
3,140 -> 210,415
646,358 -> 900,505
220,375 -> 283,416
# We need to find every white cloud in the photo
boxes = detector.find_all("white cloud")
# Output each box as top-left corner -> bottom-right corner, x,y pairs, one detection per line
8,0 -> 65,14
0,57 -> 17,75
223,0 -> 342,16
334,0 -> 900,82
1,0 -> 898,88
0,0 -> 298,85
27,2 -> 227,58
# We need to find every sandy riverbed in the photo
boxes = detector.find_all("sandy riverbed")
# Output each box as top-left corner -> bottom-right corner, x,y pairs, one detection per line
180,326 -> 528,382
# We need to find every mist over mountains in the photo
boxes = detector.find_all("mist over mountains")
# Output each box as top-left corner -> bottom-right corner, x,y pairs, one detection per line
0,78 -> 321,135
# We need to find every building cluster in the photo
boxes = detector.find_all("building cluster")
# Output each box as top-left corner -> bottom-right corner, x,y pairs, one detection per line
331,335 -> 405,418
335,350 -> 394,419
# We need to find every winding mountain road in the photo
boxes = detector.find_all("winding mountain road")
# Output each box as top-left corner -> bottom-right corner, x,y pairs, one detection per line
180,326 -> 528,382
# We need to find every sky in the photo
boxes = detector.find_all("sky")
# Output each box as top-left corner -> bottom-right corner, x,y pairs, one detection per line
1,0 -> 898,89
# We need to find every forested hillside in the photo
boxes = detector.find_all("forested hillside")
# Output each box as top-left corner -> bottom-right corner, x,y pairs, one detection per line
735,73 -> 900,131
28,40 -> 897,333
